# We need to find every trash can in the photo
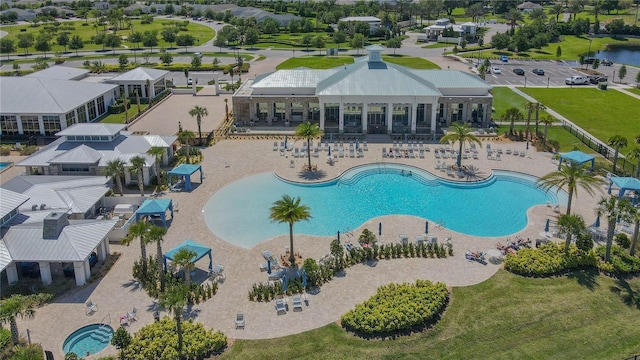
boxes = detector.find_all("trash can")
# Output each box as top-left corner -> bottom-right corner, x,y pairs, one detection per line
599,83 -> 607,90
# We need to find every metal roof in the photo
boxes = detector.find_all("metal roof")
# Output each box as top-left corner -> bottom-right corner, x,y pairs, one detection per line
56,123 -> 126,137
108,67 -> 169,82
252,69 -> 340,89
340,16 -> 381,22
0,188 -> 29,219
25,65 -> 89,80
143,135 -> 177,148
49,144 -> 101,164
0,77 -> 117,115
410,70 -> 492,90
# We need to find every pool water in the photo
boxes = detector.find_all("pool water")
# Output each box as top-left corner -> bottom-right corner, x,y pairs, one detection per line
204,164 -> 566,248
0,162 -> 9,171
63,323 -> 114,356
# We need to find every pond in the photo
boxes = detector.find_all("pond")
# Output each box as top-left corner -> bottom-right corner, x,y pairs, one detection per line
594,48 -> 640,66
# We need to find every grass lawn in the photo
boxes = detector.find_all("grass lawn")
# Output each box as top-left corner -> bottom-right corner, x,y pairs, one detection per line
100,104 -> 149,124
381,55 -> 440,69
220,270 -> 640,359
520,87 -> 640,152
501,124 -> 596,153
491,87 -> 551,120
628,88 -> 640,96
421,42 -> 456,49
276,56 -> 439,70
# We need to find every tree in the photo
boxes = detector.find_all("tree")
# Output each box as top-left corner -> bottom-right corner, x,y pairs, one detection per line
636,71 -> 640,88
129,31 -> 142,50
103,159 -> 126,196
159,52 -> 173,65
313,35 -> 325,55
130,155 -> 147,196
118,53 -> 128,68
34,34 -> 52,58
191,55 -> 201,68
386,37 -> 402,55
111,326 -> 132,356
123,220 -> 152,276
269,195 -> 312,266
161,27 -> 178,48
295,121 -> 323,171
56,32 -> 69,52
17,33 -> 34,55
69,35 -> 84,56
592,58 -> 600,70
188,106 -> 208,145
537,161 -> 605,215
176,34 -> 195,53
172,249 -> 197,288
142,30 -> 158,53
552,3 -> 564,21
607,134 -> 628,174
597,196 -> 633,262
556,213 -> 586,254
440,122 -> 482,168
244,27 -> 259,46
618,64 -> 627,83
540,114 -> 555,148
628,145 -> 640,178
147,147 -> 165,185
628,206 -> 640,256
178,130 -> 195,164
504,9 -> 523,33
334,31 -> 347,49
0,293 -> 52,345
147,224 -> 168,292
105,34 -> 121,55
556,45 -> 562,60
503,107 -> 523,136
301,34 -> 313,52
491,32 -> 510,50
0,38 -> 15,60
159,283 -> 188,354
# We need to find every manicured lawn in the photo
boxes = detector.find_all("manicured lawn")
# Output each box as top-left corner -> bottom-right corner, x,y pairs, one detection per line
421,42 -> 456,49
276,56 -> 439,70
381,55 -> 440,69
628,88 -> 640,96
520,87 -> 640,152
100,104 -> 149,124
220,270 -> 640,359
491,87 -> 551,120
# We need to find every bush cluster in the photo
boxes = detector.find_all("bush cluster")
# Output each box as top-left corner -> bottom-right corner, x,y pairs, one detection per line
341,280 -> 449,335
504,243 -> 598,277
596,246 -> 640,274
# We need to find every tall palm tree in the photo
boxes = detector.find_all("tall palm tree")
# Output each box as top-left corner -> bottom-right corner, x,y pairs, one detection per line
440,122 -> 481,168
147,224 -> 168,292
159,283 -> 188,354
503,107 -> 523,136
103,159 -> 126,196
551,3 -> 564,21
628,206 -> 640,256
534,103 -> 545,135
626,144 -> 640,178
188,105 -> 208,145
130,155 -> 147,196
524,102 -> 536,141
597,196 -> 633,262
556,213 -> 586,254
295,121 -> 323,171
540,114 -> 555,148
504,9 -> 523,33
607,135 -> 628,174
122,220 -> 152,277
178,130 -> 195,164
537,161 -> 605,215
0,293 -> 52,345
172,248 -> 197,288
269,195 -> 312,266
147,146 -> 165,186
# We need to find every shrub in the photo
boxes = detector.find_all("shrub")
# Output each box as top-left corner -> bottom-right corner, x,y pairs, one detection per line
341,280 -> 449,334
19,145 -> 38,156
504,243 -> 598,277
575,233 -> 594,252
615,233 -> 630,249
0,145 -> 10,156
596,245 -> 640,274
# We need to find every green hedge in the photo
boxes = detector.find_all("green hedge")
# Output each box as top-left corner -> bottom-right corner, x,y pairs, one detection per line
341,280 -> 449,335
504,243 -> 598,277
596,246 -> 640,274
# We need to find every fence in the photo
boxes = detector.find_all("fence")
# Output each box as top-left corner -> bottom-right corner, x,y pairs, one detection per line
562,121 -> 637,177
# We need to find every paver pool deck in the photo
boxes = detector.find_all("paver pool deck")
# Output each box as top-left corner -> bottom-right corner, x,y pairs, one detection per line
13,98 -> 609,359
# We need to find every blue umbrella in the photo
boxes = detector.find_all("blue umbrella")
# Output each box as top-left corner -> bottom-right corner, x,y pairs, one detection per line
329,133 -> 333,143
284,135 -> 288,149
356,140 -> 359,149
301,270 -> 307,289
282,275 -> 288,293
544,219 -> 550,233
378,222 -> 382,236
337,231 -> 340,242
267,259 -> 272,274
425,221 -> 429,234
404,132 -> 408,143
594,214 -> 600,228
328,146 -> 331,156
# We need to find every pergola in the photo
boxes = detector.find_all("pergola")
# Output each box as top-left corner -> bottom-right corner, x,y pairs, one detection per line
163,239 -> 212,273
608,176 -> 640,200
135,198 -> 174,227
558,150 -> 595,171
168,164 -> 203,192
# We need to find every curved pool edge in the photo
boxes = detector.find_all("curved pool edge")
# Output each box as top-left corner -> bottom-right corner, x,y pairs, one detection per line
62,323 -> 114,357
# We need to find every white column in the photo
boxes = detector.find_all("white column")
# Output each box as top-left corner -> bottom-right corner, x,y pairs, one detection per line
214,74 -> 219,95
484,103 -> 491,124
73,261 -> 86,286
84,260 -> 91,282
38,116 -> 45,135
16,115 -> 24,135
411,102 -> 417,135
97,240 -> 107,261
124,84 -> 129,97
386,103 -> 393,134
319,102 -> 325,130
338,101 -> 344,134
39,262 -> 52,285
268,102 -> 274,125
302,103 -> 309,121
6,263 -> 18,285
431,104 -> 438,140
361,103 -> 368,134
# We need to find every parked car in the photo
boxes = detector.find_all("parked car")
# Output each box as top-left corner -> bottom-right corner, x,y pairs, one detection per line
491,66 -> 501,74
532,68 -> 545,75
565,76 -> 589,85
601,59 -> 613,66
513,68 -> 525,75
187,78 -> 193,85
589,76 -> 608,84
500,55 -> 508,62
194,52 -> 202,58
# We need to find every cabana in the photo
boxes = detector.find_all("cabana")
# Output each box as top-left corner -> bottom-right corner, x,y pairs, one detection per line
558,150 -> 595,171
167,164 -> 203,192
608,176 -> 640,200
163,239 -> 212,273
135,198 -> 174,227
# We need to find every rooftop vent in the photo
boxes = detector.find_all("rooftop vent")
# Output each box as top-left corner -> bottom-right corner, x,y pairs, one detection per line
43,212 -> 69,239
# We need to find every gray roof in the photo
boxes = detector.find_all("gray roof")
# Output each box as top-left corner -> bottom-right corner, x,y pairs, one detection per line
2,176 -> 111,214
49,144 -> 102,164
108,67 -> 169,82
411,70 -> 492,90
339,16 -> 381,22
56,123 -> 126,137
25,65 -> 89,81
0,188 -> 29,219
252,69 -> 340,90
0,77 -> 117,115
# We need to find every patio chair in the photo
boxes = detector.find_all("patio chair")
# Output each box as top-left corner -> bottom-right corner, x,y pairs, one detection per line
127,307 -> 138,322
236,313 -> 245,329
273,141 -> 278,151
262,250 -> 277,262
292,296 -> 303,312
85,300 -> 98,315
275,298 -> 287,314
119,314 -> 130,326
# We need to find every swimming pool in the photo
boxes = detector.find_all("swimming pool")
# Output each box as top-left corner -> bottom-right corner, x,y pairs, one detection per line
204,163 -> 567,248
62,323 -> 114,356
0,162 -> 10,171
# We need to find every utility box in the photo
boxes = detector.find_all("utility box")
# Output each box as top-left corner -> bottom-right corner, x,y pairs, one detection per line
599,83 -> 607,90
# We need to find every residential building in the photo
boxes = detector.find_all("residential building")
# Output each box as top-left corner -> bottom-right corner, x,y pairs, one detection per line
517,1 -> 544,13
338,16 -> 382,34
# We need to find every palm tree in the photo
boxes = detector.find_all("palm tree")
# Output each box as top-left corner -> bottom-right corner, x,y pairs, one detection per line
102,159 -> 126,196
537,161 -> 605,215
503,107 -> 523,136
147,146 -> 165,186
556,213 -> 586,254
178,130 -> 195,164
540,114 -> 555,148
147,224 -> 168,292
524,102 -> 536,140
534,103 -> 545,135
626,145 -> 640,178
188,105 -> 208,145
440,122 -> 481,168
597,196 -> 633,262
159,283 -> 188,354
607,135 -> 628,174
269,195 -> 312,266
0,293 -> 52,345
551,3 -> 564,21
628,206 -> 640,256
122,220 -> 152,276
504,9 -> 523,33
172,248 -> 197,288
130,155 -> 146,196
295,121 -> 323,171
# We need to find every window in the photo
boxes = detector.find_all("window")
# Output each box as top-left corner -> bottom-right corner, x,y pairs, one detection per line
87,101 -> 97,121
21,116 -> 40,135
307,103 -> 320,121
76,106 -> 87,123
61,164 -> 90,173
0,115 -> 19,135
42,115 -> 61,135
65,112 -> 76,127
153,79 -> 165,97
129,85 -> 142,97
96,96 -> 105,115
324,103 -> 339,126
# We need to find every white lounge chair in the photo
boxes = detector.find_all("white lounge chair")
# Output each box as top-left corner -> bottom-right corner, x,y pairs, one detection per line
127,307 -> 138,322
399,234 -> 409,245
85,300 -> 98,315
289,160 -> 295,168
363,141 -> 368,151
339,148 -> 345,158
119,314 -> 130,326
273,141 -> 278,151
235,313 -> 245,329
275,298 -> 287,314
292,296 -> 303,312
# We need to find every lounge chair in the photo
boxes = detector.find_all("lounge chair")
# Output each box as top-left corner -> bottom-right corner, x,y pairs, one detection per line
85,300 -> 98,315
289,160 -> 295,168
292,296 -> 303,311
349,149 -> 355,158
262,250 -> 277,262
273,141 -> 278,151
399,234 -> 409,245
419,149 -> 425,158
313,148 -> 319,158
339,148 -> 345,158
275,298 -> 287,314
382,147 -> 387,158
427,235 -> 438,244
358,148 -> 364,158
260,260 -> 279,272
416,235 -> 425,245
236,313 -> 245,329
362,141 -> 368,151
119,314 -> 130,326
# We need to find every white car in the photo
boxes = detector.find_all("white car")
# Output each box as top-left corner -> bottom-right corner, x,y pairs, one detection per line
491,66 -> 501,74
565,76 -> 588,85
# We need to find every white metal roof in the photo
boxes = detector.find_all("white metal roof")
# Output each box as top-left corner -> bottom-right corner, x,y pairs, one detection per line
25,65 -> 89,81
49,144 -> 101,164
108,67 -> 169,82
56,123 -> 126,137
340,16 -> 381,22
0,188 -> 30,219
410,70 -> 492,90
0,77 -> 117,115
251,69 -> 340,89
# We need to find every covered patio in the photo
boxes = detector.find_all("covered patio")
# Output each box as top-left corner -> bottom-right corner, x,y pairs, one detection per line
168,164 -> 203,192
558,150 -> 595,171
135,198 -> 174,227
163,239 -> 212,273
608,176 -> 640,201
